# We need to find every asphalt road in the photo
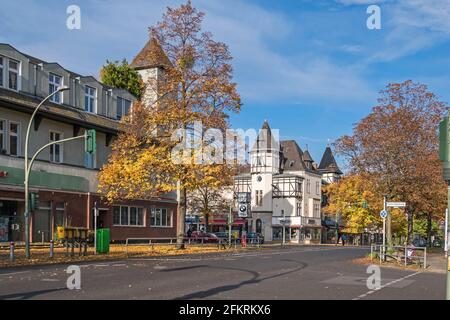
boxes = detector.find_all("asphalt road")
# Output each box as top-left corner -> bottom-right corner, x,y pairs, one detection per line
0,246 -> 446,300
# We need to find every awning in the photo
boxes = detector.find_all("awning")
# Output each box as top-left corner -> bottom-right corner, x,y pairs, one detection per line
199,218 -> 246,226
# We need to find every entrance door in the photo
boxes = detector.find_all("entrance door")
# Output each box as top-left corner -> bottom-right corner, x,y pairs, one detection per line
256,219 -> 262,234
0,200 -> 23,242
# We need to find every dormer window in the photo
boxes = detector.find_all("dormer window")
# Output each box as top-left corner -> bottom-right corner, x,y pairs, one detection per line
49,73 -> 63,103
0,56 -> 20,91
0,57 -> 3,87
84,86 -> 96,113
8,59 -> 19,91
116,97 -> 131,120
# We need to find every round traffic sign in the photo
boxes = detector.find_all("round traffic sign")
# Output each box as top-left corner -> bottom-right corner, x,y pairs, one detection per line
380,210 -> 388,219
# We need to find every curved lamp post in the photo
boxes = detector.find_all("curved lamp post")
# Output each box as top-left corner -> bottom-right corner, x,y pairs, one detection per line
24,86 -> 70,259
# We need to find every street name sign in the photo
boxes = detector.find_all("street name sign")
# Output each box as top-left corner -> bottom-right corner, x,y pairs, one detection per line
386,202 -> 406,208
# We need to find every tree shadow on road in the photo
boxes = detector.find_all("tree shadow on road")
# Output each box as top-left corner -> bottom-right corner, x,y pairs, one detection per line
0,287 -> 66,300
170,260 -> 308,299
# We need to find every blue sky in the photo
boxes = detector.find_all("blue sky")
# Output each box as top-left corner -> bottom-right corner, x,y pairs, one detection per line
1,0 -> 450,167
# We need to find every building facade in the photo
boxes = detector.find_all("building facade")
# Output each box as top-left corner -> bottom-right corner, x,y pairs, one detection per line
234,121 -> 330,243
0,41 -> 178,243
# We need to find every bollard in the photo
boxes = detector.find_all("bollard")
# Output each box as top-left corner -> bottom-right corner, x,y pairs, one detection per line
404,245 -> 407,267
9,241 -> 14,262
50,240 -> 54,258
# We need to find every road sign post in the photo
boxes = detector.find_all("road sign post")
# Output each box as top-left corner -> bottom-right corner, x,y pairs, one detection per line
380,206 -> 388,262
439,114 -> 450,300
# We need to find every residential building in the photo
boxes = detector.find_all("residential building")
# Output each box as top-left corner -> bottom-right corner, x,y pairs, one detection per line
0,41 -> 177,243
234,121 -> 325,243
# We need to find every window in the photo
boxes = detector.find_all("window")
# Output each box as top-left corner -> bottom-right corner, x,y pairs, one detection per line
49,73 -> 63,103
116,97 -> 132,120
316,181 -> 320,195
0,119 -> 5,152
113,206 -> 144,226
313,201 -> 321,218
304,201 -> 308,215
150,208 -> 172,227
49,131 -> 63,163
84,86 -> 96,113
9,122 -> 20,156
0,57 -> 3,87
296,202 -> 302,216
306,179 -> 311,194
54,202 -> 66,228
255,190 -> 263,207
8,59 -> 19,90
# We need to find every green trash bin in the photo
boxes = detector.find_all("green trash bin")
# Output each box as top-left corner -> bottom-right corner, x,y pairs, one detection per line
96,228 -> 110,254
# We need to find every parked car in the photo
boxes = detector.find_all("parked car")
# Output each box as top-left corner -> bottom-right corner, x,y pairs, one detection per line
247,232 -> 264,244
187,231 -> 219,243
213,232 -> 229,239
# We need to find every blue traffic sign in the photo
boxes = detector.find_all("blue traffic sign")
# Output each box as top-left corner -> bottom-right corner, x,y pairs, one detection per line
380,210 -> 388,219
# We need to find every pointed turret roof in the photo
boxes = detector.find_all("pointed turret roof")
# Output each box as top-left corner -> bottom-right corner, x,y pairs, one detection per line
251,120 -> 279,152
130,38 -> 172,70
302,149 -> 314,163
318,146 -> 342,175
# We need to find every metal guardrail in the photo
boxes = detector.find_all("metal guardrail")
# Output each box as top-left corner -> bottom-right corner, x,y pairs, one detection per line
124,236 -> 264,254
370,244 -> 427,269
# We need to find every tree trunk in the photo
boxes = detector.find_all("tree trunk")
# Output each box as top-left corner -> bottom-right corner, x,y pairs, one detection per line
426,212 -> 432,248
406,211 -> 414,245
387,213 -> 392,248
205,212 -> 209,232
176,187 -> 187,249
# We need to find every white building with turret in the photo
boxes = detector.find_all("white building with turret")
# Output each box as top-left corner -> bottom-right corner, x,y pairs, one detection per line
234,121 -> 341,243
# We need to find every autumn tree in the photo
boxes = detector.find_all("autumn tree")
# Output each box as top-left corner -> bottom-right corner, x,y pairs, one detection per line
98,1 -> 241,248
335,80 -> 447,245
323,175 -> 381,234
100,59 -> 144,98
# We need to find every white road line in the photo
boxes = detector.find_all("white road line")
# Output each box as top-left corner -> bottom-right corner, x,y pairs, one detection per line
0,271 -> 31,277
353,271 -> 422,300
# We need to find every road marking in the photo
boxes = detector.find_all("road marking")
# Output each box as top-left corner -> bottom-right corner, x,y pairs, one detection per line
42,278 -> 60,282
352,271 -> 422,300
0,271 -> 31,277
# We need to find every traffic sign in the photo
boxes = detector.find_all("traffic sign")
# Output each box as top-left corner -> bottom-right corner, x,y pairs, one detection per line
380,210 -> 388,219
386,202 -> 406,208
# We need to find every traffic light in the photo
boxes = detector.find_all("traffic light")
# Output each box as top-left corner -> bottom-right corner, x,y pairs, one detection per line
439,116 -> 450,162
85,129 -> 96,154
29,192 -> 39,212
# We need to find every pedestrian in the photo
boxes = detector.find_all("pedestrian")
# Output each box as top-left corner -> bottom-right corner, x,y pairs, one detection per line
187,227 -> 192,238
342,234 -> 346,246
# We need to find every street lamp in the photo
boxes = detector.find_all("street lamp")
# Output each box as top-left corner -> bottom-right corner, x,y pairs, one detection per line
23,86 -> 70,259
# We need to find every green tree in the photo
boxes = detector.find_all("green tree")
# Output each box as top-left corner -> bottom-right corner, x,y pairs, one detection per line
100,59 -> 144,98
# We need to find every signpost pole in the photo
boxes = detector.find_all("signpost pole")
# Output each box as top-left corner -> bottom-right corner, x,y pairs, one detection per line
445,209 -> 448,257
383,196 -> 386,262
94,201 -> 98,255
447,184 -> 450,300
228,206 -> 232,248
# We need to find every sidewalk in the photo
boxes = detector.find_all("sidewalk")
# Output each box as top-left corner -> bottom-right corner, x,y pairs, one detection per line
426,253 -> 447,274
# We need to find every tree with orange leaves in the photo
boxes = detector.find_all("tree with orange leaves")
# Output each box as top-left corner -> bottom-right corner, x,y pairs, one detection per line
335,80 -> 447,245
98,1 -> 241,248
